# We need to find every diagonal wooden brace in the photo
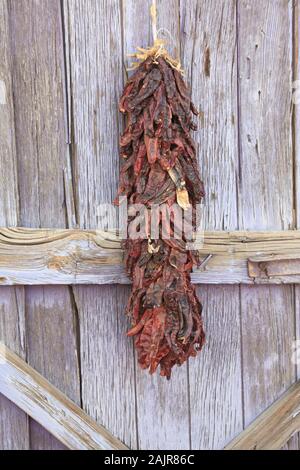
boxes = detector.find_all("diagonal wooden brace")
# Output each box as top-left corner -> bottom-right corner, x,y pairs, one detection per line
0,343 -> 128,450
225,381 -> 300,450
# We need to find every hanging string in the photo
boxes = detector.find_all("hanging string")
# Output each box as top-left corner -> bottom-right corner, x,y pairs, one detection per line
127,1 -> 184,74
157,27 -> 178,54
150,0 -> 158,43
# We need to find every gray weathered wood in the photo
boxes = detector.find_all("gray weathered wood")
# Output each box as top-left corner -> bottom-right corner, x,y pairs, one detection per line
181,0 -> 243,449
8,0 -> 81,449
238,0 -> 296,432
0,0 -> 29,450
124,0 -> 191,450
225,380 -> 300,450
193,284 -> 242,449
294,0 -> 300,449
0,0 -> 299,451
0,343 -> 127,450
2,228 -> 300,285
0,1 -> 19,223
65,0 -> 137,449
294,0 -> 300,371
0,288 -> 29,449
295,0 -> 300,339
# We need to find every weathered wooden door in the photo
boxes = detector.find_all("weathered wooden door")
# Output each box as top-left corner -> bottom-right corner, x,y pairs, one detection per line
0,0 -> 299,450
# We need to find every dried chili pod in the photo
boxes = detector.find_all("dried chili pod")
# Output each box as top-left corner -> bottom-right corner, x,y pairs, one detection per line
116,53 -> 205,379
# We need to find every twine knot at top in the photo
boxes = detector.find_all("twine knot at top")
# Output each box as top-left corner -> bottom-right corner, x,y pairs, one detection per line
127,38 -> 184,74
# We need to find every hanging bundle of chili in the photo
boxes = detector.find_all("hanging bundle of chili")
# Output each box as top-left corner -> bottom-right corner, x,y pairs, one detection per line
115,40 -> 205,379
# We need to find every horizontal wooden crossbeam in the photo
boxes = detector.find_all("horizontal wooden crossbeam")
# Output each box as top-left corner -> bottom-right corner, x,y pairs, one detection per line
1,227 -> 300,285
225,381 -> 300,450
0,343 -> 127,450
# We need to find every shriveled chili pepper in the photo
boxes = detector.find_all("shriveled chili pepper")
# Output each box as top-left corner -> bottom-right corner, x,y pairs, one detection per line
115,55 -> 205,379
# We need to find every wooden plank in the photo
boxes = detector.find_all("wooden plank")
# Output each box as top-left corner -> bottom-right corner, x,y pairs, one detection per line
294,0 -> 300,449
237,0 -> 295,430
1,228 -> 300,285
0,0 -> 29,450
294,0 -> 300,372
248,257 -> 300,278
0,1 -> 19,222
295,0 -> 300,225
8,0 -> 81,449
181,0 -> 243,449
0,288 -> 29,449
0,343 -> 127,450
65,0 -> 137,449
225,381 -> 300,450
281,439 -> 299,450
123,0 -> 191,450
193,284 -> 242,449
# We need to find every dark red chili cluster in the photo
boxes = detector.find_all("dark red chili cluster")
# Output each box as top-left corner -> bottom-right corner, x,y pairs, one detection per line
115,56 -> 205,378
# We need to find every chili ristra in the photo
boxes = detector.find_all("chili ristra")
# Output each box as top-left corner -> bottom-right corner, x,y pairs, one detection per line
115,55 -> 205,379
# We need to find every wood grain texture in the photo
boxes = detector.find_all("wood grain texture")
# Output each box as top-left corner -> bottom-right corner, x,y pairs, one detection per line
225,380 -> 300,450
281,437 -> 300,450
0,0 -> 298,451
294,1 -> 300,352
295,0 -> 300,373
0,0 -> 19,223
0,0 -> 29,450
8,0 -> 81,449
2,228 -> 300,285
65,0 -> 137,449
123,0 -> 191,450
0,288 -> 29,449
294,0 -> 300,449
237,0 -> 296,431
193,285 -> 242,449
0,343 -> 128,450
180,0 -> 243,449
296,0 -> 300,233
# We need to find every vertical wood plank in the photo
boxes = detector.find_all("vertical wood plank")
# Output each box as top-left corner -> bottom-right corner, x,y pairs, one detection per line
65,0 -> 137,449
8,0 -> 81,449
296,0 -> 300,234
0,0 -> 29,450
0,0 -> 296,451
180,0 -> 243,449
294,0 -> 300,449
294,1 -> 300,349
281,437 -> 300,450
0,0 -> 19,223
123,0 -> 191,450
237,0 -> 295,426
0,288 -> 29,449
193,285 -> 242,449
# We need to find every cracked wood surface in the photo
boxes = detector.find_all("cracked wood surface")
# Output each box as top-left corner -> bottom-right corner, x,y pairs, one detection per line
0,0 -> 80,450
294,0 -> 300,450
1,228 -> 300,285
124,0 -> 191,450
0,343 -> 127,450
181,0 -> 242,449
225,381 -> 300,450
0,0 -> 29,449
0,0 -> 299,450
64,0 -> 137,450
237,2 -> 297,448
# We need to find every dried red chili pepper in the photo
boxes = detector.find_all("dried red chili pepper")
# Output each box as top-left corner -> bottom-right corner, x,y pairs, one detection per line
115,54 -> 205,379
